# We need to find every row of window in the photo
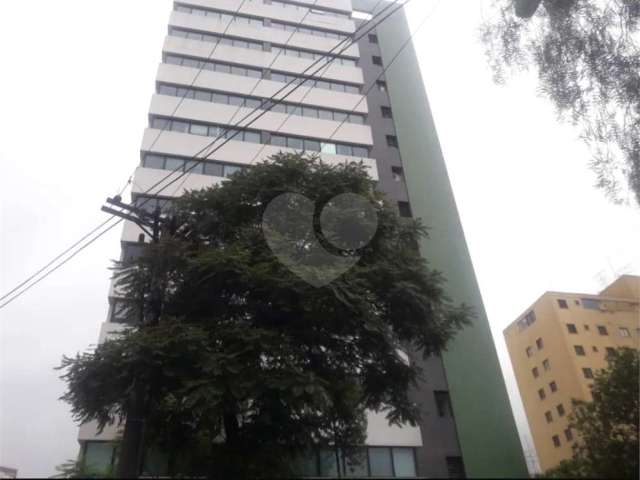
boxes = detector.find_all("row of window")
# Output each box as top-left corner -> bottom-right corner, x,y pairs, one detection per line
544,403 -> 566,423
552,428 -> 574,448
169,26 -> 263,50
169,26 -> 358,66
271,46 -> 357,66
142,153 -> 245,179
157,83 -> 366,125
269,71 -> 360,93
269,134 -> 369,157
174,2 -> 350,34
525,337 -> 544,357
151,116 -> 262,143
293,447 -> 417,478
270,20 -> 347,40
164,54 -> 361,94
269,0 -> 352,20
566,322 -> 633,337
149,116 -> 370,158
537,380 -> 558,400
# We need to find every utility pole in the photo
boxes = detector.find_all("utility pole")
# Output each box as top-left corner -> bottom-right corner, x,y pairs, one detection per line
101,195 -> 167,478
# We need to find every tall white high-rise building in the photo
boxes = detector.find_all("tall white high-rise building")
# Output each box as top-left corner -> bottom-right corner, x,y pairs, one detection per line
77,1 -> 528,477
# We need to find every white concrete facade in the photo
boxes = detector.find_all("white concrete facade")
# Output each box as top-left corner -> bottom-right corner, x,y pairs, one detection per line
82,1 -> 423,473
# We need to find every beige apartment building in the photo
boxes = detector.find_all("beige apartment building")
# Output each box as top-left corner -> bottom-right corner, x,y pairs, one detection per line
504,275 -> 640,472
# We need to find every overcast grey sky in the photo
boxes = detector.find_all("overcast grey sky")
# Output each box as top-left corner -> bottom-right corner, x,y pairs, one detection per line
1,1 -> 639,477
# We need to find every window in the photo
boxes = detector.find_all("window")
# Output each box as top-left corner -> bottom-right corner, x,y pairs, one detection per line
377,80 -> 387,92
565,428 -> 574,442
592,346 -> 598,352
525,310 -> 536,326
391,166 -> 403,181
368,448 -> 393,476
536,338 -> 544,350
543,359 -> 551,371
381,106 -> 393,118
552,435 -> 561,448
343,449 -> 367,477
320,142 -> 337,155
526,346 -> 534,358
392,448 -> 417,477
270,135 -> 287,147
386,135 -> 399,147
189,123 -> 209,136
549,381 -> 558,393
557,403 -> 565,417
597,325 -> 609,335
582,367 -> 594,379
434,390 -> 453,418
574,345 -> 586,356
398,201 -> 412,218
532,367 -> 539,378
446,457 -> 466,479
567,323 -> 578,334
368,33 -> 379,43
558,299 -> 569,309
538,388 -> 546,400
619,327 -> 630,337
545,411 -> 553,423
606,347 -> 616,357
372,55 -> 383,65
582,298 -> 601,310
84,442 -> 116,473
203,162 -> 223,177
143,154 -> 165,170
584,324 -> 590,331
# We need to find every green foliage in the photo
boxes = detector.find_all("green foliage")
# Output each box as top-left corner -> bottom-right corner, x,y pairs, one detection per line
481,0 -> 640,205
59,154 -> 470,478
544,347 -> 639,478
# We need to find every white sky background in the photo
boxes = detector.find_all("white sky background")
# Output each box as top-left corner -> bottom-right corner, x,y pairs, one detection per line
0,0 -> 638,476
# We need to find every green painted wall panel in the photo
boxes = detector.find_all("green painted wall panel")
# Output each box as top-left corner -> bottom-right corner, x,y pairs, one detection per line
375,9 -> 529,478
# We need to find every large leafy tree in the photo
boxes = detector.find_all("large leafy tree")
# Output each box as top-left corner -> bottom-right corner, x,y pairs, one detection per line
59,154 -> 470,478
481,0 -> 640,205
545,347 -> 639,478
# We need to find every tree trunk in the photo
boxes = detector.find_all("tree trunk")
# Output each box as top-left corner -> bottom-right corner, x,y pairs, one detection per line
116,384 -> 146,477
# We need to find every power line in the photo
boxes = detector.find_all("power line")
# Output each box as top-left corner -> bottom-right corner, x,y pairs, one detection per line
0,1 -> 412,310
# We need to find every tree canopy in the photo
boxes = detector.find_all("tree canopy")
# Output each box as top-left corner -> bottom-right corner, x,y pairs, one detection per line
481,0 -> 640,205
59,153 -> 470,478
545,347 -> 639,478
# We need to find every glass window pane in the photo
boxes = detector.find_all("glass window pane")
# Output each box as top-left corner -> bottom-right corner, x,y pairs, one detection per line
208,125 -> 221,138
303,107 -> 318,118
195,90 -> 212,102
333,112 -> 348,123
243,131 -> 261,144
151,118 -> 169,130
287,137 -> 304,150
286,105 -> 302,116
84,442 -> 115,473
350,114 -> 365,125
319,449 -> 340,478
271,103 -> 286,113
336,145 -> 351,156
165,55 -> 182,65
271,135 -> 287,147
352,146 -> 369,157
171,121 -> 189,133
184,160 -> 204,175
216,63 -> 231,74
369,448 -> 393,477
229,95 -> 244,106
190,124 -> 209,136
319,109 -> 333,120
343,449 -> 368,477
304,139 -> 321,152
143,154 -> 165,169
320,143 -> 337,155
223,165 -> 243,177
165,157 -> 184,171
271,73 -> 286,82
392,448 -> 416,477
345,85 -> 360,94
232,66 -> 246,76
158,85 -> 177,96
212,93 -> 228,104
203,162 -> 224,177
247,68 -> 262,78
244,98 -> 262,109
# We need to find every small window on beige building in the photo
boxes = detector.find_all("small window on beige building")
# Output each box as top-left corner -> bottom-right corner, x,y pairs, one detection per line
565,428 -> 574,442
538,388 -> 546,400
552,435 -> 561,448
549,381 -> 558,393
567,323 -> 578,334
597,325 -> 609,335
556,403 -> 565,416
536,338 -> 544,350
574,345 -> 586,356
543,359 -> 551,371
545,411 -> 553,423
532,367 -> 539,378
582,368 -> 594,379
619,327 -> 631,337
526,346 -> 534,357
557,299 -> 568,309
